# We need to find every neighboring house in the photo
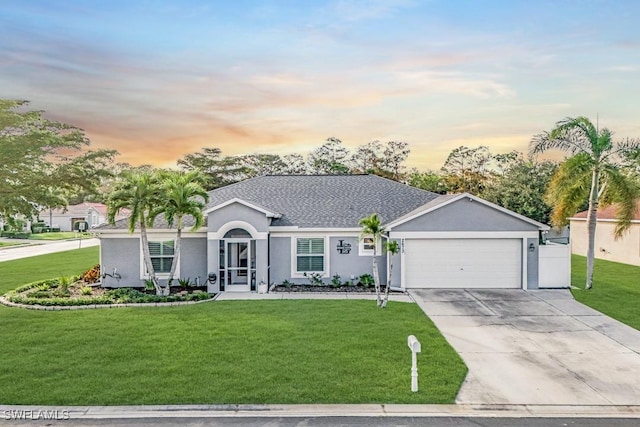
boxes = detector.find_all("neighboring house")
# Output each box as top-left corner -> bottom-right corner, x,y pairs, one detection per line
570,201 -> 640,266
96,175 -> 549,292
43,203 -> 124,231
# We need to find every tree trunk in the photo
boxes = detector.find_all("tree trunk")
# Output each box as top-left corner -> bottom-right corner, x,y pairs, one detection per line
140,221 -> 161,295
585,168 -> 600,290
167,218 -> 182,294
372,247 -> 382,307
381,257 -> 394,309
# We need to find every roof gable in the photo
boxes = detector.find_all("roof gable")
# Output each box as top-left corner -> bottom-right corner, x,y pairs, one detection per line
204,198 -> 281,218
387,193 -> 549,231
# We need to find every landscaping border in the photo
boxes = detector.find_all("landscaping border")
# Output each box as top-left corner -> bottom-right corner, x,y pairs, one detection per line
0,294 -> 219,310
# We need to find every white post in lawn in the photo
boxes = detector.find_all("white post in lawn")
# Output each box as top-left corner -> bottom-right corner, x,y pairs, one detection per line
407,335 -> 421,392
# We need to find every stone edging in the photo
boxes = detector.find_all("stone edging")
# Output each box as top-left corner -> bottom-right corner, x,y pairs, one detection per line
0,294 -> 219,311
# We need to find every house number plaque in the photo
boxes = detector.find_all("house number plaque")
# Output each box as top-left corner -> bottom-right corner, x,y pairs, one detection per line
336,240 -> 351,254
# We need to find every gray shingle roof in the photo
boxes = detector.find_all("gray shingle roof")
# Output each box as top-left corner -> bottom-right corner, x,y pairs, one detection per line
98,175 -> 440,230
206,175 -> 439,228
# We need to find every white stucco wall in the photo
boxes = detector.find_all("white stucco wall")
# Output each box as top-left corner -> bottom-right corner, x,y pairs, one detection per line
570,219 -> 640,266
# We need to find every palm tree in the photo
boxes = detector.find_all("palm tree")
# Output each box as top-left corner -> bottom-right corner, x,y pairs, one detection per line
359,213 -> 385,307
530,116 -> 640,289
380,240 -> 400,308
107,171 -> 164,295
156,170 -> 208,289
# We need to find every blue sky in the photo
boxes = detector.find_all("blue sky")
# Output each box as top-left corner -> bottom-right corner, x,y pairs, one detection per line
2,0 -> 639,169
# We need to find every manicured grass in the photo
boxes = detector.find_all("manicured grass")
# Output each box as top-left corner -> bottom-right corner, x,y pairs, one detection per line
28,232 -> 92,240
571,254 -> 640,330
0,300 -> 466,405
0,247 -> 99,295
0,247 -> 467,405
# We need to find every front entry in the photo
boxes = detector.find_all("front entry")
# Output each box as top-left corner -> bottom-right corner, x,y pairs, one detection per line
219,238 -> 256,292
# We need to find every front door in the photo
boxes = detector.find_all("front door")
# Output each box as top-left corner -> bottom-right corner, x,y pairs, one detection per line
224,239 -> 251,292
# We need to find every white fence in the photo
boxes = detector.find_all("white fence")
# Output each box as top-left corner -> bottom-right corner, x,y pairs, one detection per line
538,243 -> 571,288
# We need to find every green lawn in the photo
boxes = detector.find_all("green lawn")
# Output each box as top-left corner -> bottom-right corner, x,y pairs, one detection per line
0,248 -> 467,405
28,232 -> 93,240
0,247 -> 99,295
571,254 -> 640,330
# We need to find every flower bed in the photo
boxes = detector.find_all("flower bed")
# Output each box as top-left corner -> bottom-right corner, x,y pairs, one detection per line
4,276 -> 211,306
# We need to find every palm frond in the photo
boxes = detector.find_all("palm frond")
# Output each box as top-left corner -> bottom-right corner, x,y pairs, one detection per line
359,213 -> 384,238
530,117 -> 604,159
544,155 -> 592,227
600,165 -> 640,238
529,130 -> 589,157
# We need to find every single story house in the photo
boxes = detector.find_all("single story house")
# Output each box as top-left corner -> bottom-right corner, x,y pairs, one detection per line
570,201 -> 640,266
96,175 -> 549,292
42,202 -> 120,231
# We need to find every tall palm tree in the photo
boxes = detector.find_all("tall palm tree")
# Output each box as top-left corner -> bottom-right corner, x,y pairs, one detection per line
530,116 -> 639,289
156,170 -> 208,288
359,213 -> 385,307
107,171 -> 164,295
380,240 -> 400,308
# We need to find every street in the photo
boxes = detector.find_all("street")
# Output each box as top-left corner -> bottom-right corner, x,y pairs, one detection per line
1,416 -> 639,427
0,238 -> 99,262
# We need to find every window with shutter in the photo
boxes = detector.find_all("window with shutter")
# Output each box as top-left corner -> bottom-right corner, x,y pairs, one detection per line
147,240 -> 174,273
295,237 -> 325,274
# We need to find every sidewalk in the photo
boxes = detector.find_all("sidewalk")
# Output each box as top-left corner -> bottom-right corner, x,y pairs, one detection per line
216,291 -> 413,302
1,403 -> 639,419
0,238 -> 99,262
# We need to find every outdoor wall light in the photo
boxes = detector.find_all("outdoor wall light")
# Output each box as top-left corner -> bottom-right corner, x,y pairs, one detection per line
528,243 -> 535,252
208,273 -> 217,284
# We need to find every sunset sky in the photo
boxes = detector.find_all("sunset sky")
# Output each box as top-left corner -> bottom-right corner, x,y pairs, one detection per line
2,0 -> 640,170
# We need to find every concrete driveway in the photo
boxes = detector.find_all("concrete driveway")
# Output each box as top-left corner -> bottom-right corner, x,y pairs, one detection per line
410,289 -> 640,405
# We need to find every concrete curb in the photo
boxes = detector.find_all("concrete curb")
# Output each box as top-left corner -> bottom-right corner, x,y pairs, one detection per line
1,404 -> 639,419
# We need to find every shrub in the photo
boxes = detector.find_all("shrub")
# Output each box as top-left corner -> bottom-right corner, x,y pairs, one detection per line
359,274 -> 374,288
80,286 -> 93,296
331,274 -> 342,288
106,288 -> 147,303
26,290 -> 51,299
303,272 -> 324,286
58,276 -> 72,291
1,231 -> 31,239
53,288 -> 71,298
178,277 -> 190,289
31,222 -> 47,233
81,264 -> 101,284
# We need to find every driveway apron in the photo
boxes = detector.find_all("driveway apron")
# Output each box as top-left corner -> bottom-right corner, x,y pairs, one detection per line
410,289 -> 640,405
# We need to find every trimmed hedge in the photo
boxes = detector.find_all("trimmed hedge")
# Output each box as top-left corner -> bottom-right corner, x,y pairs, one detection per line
1,231 -> 31,239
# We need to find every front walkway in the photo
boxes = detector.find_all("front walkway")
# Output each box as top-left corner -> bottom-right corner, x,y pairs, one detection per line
216,292 -> 413,302
410,289 -> 640,405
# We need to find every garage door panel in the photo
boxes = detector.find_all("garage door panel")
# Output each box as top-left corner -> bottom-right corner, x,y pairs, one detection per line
405,239 -> 521,289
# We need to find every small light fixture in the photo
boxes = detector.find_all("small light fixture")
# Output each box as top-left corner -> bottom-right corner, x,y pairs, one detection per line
528,243 -> 535,252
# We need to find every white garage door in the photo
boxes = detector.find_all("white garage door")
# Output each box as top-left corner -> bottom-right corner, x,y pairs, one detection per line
404,238 -> 522,289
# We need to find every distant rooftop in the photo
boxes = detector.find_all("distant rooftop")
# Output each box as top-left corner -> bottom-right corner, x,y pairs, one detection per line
573,200 -> 640,221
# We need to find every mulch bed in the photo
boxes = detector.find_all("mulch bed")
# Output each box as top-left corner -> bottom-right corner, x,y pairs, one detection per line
272,285 -> 383,293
